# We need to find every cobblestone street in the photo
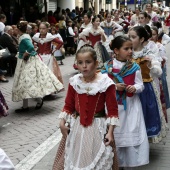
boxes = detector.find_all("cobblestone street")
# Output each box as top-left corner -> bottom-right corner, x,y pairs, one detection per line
1,44 -> 170,170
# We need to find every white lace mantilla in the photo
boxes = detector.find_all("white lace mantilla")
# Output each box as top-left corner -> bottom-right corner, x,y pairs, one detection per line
19,34 -> 32,43
133,46 -> 154,59
32,32 -> 56,44
69,73 -> 114,95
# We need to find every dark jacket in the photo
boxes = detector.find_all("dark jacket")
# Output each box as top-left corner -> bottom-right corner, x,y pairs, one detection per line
0,33 -> 17,54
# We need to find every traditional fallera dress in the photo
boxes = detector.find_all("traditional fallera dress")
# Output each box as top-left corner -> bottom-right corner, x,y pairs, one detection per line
156,42 -> 170,120
54,73 -> 120,170
32,32 -> 63,83
79,27 -> 111,69
77,22 -> 92,51
132,47 -> 168,143
102,59 -> 149,167
12,34 -> 64,102
0,91 -> 8,117
100,20 -> 123,54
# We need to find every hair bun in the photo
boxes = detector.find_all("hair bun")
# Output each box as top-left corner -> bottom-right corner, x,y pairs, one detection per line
17,21 -> 28,32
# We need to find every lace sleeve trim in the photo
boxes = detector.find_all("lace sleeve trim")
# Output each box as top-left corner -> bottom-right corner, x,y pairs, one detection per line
58,111 -> 72,123
106,117 -> 120,126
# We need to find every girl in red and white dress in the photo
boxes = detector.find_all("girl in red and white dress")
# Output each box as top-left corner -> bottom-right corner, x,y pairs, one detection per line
32,22 -> 63,81
54,45 -> 120,170
78,16 -> 111,69
100,13 -> 123,56
77,13 -> 92,51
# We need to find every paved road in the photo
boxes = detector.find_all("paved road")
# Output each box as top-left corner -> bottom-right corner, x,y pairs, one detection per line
1,43 -> 170,170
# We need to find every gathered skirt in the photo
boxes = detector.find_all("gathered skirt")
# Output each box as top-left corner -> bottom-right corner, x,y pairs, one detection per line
114,95 -> 149,167
53,117 -> 119,170
161,66 -> 170,109
12,56 -> 64,102
138,82 -> 161,137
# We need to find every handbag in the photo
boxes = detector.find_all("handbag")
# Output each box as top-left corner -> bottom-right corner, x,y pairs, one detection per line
0,47 -> 11,58
60,47 -> 65,55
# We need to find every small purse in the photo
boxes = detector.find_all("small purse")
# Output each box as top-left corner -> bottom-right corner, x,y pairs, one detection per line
60,47 -> 65,55
0,48 -> 11,58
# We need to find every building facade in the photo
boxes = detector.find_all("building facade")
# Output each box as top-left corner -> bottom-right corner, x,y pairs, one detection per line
37,0 -> 117,13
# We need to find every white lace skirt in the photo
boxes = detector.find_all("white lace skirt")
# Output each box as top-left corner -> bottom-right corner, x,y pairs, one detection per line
64,117 -> 114,170
12,56 -> 64,102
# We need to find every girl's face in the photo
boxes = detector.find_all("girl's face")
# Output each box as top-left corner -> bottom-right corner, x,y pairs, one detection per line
51,29 -> 56,35
33,26 -> 38,33
84,15 -> 90,24
92,18 -> 100,27
68,21 -> 72,26
151,29 -> 158,42
114,41 -> 133,61
114,11 -> 119,18
138,14 -> 146,26
146,4 -> 152,12
39,24 -> 48,35
77,52 -> 97,78
106,14 -> 112,22
129,30 -> 143,50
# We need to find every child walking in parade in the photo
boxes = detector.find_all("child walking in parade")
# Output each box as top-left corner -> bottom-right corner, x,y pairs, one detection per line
129,26 -> 168,143
12,21 -> 64,113
53,45 -> 120,170
151,26 -> 170,114
102,36 -> 149,169
32,22 -> 64,83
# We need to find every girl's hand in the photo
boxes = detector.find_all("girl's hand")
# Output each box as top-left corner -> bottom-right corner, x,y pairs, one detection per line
126,85 -> 136,93
23,52 -> 30,61
116,83 -> 126,91
112,30 -> 115,35
104,132 -> 114,146
60,124 -> 70,137
59,119 -> 70,137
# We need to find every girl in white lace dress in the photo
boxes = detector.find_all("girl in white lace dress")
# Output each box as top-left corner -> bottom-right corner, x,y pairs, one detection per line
58,45 -> 120,170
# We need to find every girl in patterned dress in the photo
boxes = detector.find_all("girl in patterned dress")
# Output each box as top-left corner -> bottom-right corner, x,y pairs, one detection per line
12,21 -> 63,113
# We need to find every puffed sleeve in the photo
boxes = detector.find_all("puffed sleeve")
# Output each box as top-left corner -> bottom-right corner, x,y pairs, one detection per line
58,84 -> 75,122
105,85 -> 120,126
134,69 -> 144,93
22,39 -> 37,56
79,28 -> 90,39
52,37 -> 63,50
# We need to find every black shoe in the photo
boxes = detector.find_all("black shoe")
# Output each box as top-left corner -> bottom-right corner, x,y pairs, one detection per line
0,78 -> 9,83
60,61 -> 64,65
35,99 -> 43,110
15,107 -> 29,113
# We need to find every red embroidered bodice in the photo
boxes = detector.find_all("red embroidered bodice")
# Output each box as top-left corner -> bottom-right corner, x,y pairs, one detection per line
36,38 -> 63,55
63,84 -> 118,127
88,33 -> 101,47
38,42 -> 52,55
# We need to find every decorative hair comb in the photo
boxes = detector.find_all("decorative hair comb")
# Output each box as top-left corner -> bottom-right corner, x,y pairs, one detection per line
80,44 -> 94,49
